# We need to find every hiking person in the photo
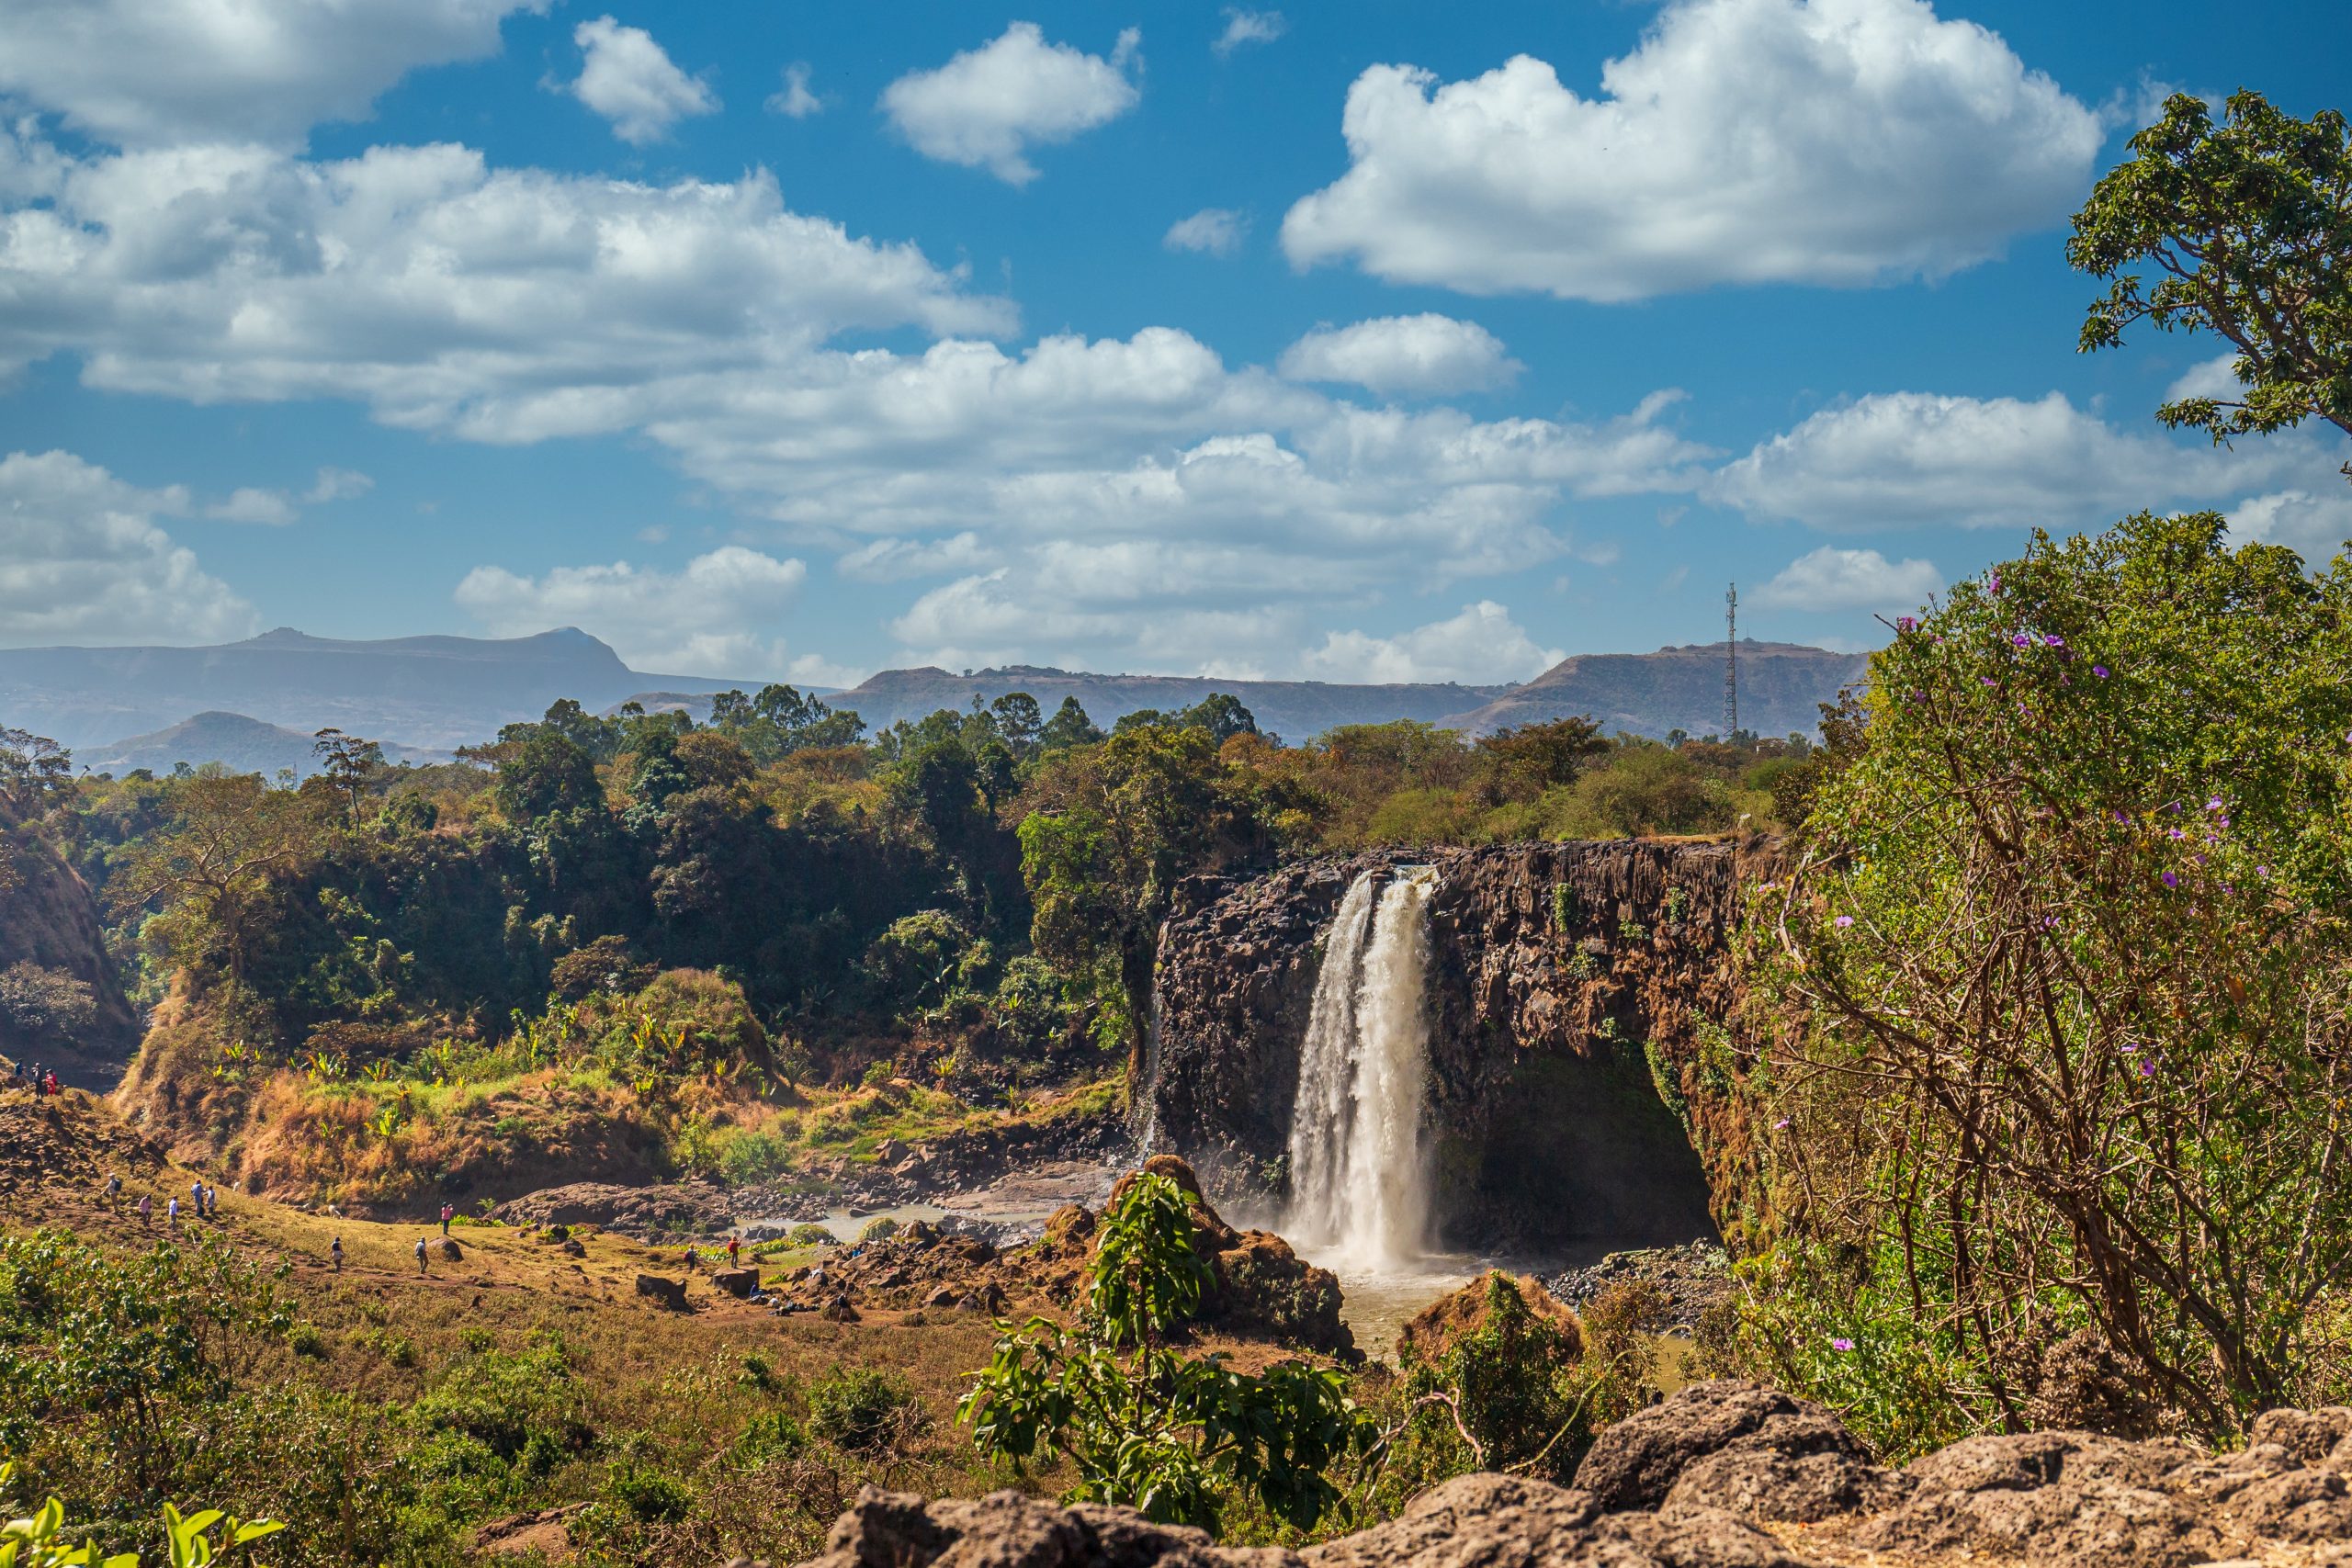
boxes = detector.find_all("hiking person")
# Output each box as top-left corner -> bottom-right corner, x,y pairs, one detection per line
414,1237 -> 427,1275
203,1183 -> 218,1217
330,1236 -> 343,1272
190,1179 -> 203,1216
167,1195 -> 180,1231
725,1235 -> 741,1268
439,1201 -> 454,1236
137,1192 -> 152,1228
42,1070 -> 57,1096
103,1172 -> 121,1211
684,1244 -> 699,1270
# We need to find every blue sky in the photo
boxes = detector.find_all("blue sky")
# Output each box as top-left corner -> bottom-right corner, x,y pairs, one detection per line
2,0 -> 2347,687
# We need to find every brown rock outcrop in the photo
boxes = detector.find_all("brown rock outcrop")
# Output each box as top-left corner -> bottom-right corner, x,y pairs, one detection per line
797,1382 -> 2352,1568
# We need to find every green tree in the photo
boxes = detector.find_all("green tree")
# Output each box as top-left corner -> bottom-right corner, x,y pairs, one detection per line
958,1173 -> 1367,1532
1746,512 -> 2352,1442
989,693 -> 1046,754
308,729 -> 384,824
2070,90 -> 2351,479
112,773 -> 319,1034
1037,696 -> 1104,752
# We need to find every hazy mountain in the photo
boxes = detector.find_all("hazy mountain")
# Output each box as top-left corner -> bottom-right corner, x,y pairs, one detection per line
1440,640 -> 1871,739
0,626 -> 745,752
814,665 -> 1517,741
81,712 -> 451,780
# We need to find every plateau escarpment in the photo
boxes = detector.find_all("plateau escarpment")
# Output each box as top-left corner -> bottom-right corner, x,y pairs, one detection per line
1147,840 -> 1775,1254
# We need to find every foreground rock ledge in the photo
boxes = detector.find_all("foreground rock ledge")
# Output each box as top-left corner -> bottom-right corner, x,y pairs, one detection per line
791,1380 -> 2352,1568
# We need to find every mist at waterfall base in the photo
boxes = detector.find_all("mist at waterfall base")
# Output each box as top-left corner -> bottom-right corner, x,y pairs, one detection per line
1272,867 -> 1477,1351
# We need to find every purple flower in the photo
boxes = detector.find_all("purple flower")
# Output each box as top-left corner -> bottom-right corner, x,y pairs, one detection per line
2113,809 -> 2129,823
2012,633 -> 2030,648
2094,665 -> 2110,678
1990,573 -> 2003,593
2041,915 -> 2060,929
2140,1061 -> 2157,1077
2044,634 -> 2064,648
1773,1117 -> 1790,1130
2121,1043 -> 2138,1054
2206,796 -> 2223,811
2161,871 -> 2179,888
1834,915 -> 1855,929
1981,676 -> 1997,687
2257,865 -> 2271,879
2195,853 -> 2207,864
2168,828 -> 2185,840
1831,1337 -> 1856,1352
1895,616 -> 1917,632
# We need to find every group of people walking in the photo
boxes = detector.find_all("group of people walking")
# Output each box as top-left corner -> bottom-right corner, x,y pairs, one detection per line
103,1171 -> 221,1230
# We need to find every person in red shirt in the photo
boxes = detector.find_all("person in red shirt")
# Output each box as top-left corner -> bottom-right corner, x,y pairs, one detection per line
725,1235 -> 741,1269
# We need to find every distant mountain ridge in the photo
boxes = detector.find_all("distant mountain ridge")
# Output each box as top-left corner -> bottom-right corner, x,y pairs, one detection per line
81,712 -> 450,780
3,626 -> 1873,766
0,626 -> 742,752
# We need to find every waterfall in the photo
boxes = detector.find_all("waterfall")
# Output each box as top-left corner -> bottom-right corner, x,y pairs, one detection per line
1285,866 -> 1437,1270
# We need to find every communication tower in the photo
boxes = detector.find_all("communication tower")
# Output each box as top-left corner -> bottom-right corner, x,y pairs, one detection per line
1724,583 -> 1739,739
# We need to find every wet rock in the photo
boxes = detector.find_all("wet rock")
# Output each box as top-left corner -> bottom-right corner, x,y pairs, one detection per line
1573,1380 -> 1890,1519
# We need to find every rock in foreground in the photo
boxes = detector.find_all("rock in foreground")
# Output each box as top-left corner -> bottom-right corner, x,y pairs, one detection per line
793,1379 -> 2352,1568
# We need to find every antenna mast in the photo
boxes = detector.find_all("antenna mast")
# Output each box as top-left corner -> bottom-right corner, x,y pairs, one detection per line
1724,582 -> 1739,739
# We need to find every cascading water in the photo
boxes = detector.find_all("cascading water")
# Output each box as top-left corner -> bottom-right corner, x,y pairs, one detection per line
1285,866 -> 1439,1272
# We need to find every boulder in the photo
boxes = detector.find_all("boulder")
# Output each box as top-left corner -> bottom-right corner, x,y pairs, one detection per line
1572,1380 -> 1894,1522
711,1267 -> 760,1299
633,1273 -> 689,1312
1850,1431 -> 2215,1568
435,1238 -> 464,1261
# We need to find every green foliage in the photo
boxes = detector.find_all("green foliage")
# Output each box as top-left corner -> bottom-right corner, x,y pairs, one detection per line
957,1173 -> 1369,1533
0,964 -> 96,1044
0,1463 -> 286,1568
2071,90 -> 2351,473
1548,744 -> 1733,839
855,1216 -> 901,1245
808,1368 -> 923,1455
786,1223 -> 837,1248
1746,512 -> 2352,1442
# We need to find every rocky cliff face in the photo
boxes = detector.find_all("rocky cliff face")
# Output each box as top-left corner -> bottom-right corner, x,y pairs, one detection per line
0,829 -> 140,1086
1146,839 -> 1776,1254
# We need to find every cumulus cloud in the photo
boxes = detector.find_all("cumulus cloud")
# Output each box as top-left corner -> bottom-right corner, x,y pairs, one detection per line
0,133 -> 1012,428
1707,391 -> 2322,531
1302,602 -> 1564,684
454,546 -> 811,677
881,22 -> 1141,185
2233,489 -> 2352,567
205,467 -> 373,526
1214,9 -> 1286,55
566,17 -> 718,144
1278,314 -> 1521,396
0,449 -> 257,646
0,0 -> 540,148
1753,546 -> 1942,611
1282,0 -> 2102,300
766,62 -> 821,118
838,532 -> 992,582
1164,208 -> 1247,256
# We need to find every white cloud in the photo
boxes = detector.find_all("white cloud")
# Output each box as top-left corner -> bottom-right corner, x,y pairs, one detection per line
1214,9 -> 1286,55
766,62 -> 821,119
0,450 -> 257,646
1164,208 -> 1247,257
0,134 -> 1012,425
880,22 -> 1141,185
2232,489 -> 2352,567
0,0 -> 542,149
1752,546 -> 1942,611
1707,391 -> 2324,531
1278,314 -> 1521,396
566,17 -> 718,145
838,532 -> 992,582
204,466 -> 373,526
454,546 -> 810,677
1302,602 -> 1564,684
1281,0 -> 2102,300
2166,351 -> 2243,404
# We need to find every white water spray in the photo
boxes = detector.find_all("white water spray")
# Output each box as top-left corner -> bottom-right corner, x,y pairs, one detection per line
1285,867 -> 1438,1271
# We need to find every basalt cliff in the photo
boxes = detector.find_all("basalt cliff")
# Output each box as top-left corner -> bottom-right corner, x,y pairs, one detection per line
1145,839 -> 1778,1254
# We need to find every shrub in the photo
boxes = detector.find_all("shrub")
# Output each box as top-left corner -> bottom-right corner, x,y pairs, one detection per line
787,1223 -> 837,1248
808,1368 -> 923,1455
855,1216 -> 900,1245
